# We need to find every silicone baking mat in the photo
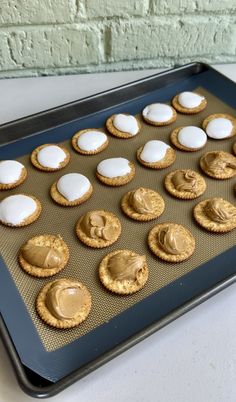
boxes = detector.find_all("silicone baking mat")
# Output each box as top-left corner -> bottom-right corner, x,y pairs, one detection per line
0,70 -> 236,384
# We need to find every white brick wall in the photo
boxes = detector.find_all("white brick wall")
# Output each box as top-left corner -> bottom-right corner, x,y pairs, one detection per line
0,0 -> 235,77
151,0 -> 236,14
2,27 -> 100,70
0,0 -> 76,25
84,0 -> 149,18
109,16 -> 236,62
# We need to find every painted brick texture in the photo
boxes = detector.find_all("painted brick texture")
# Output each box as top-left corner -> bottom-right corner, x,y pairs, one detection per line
109,17 -> 236,61
0,0 -> 235,77
151,0 -> 236,14
1,27 -> 100,70
84,0 -> 149,18
0,0 -> 76,25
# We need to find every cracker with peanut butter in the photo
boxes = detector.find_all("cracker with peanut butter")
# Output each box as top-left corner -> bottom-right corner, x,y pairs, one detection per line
200,151 -> 236,179
121,187 -> 165,221
193,198 -> 236,233
148,223 -> 195,262
99,249 -> 149,295
36,278 -> 92,329
164,169 -> 206,200
76,210 -> 121,248
19,234 -> 69,277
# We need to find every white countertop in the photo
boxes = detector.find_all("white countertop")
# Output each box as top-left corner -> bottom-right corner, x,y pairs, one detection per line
0,64 -> 236,402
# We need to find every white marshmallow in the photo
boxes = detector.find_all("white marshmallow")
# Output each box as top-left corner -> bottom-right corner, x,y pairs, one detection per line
0,195 -> 37,225
0,160 -> 24,184
140,140 -> 170,163
37,145 -> 66,168
77,131 -> 107,151
178,92 -> 205,109
142,103 -> 173,123
178,126 -> 207,149
206,118 -> 233,139
57,173 -> 91,201
113,114 -> 139,136
97,158 -> 131,178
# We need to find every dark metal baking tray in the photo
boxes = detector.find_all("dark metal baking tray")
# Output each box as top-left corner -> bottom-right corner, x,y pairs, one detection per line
0,62 -> 236,398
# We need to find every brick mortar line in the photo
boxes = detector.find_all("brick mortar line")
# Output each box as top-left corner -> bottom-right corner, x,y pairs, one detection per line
0,14 -> 235,32
1,55 -> 236,75
77,10 -> 236,21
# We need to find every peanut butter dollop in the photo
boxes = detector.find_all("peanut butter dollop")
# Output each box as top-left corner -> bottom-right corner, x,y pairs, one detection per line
108,252 -> 146,281
81,212 -> 117,241
203,151 -> 236,174
204,199 -> 236,223
171,170 -> 198,193
46,279 -> 89,320
129,188 -> 154,214
158,226 -> 188,255
22,244 -> 63,268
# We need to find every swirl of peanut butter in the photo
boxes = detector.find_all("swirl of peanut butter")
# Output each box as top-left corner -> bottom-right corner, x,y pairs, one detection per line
202,151 -> 236,174
204,199 -> 236,223
81,211 -> 118,241
107,252 -> 146,281
171,170 -> 198,193
22,244 -> 63,268
158,226 -> 188,255
129,188 -> 154,214
46,279 -> 89,320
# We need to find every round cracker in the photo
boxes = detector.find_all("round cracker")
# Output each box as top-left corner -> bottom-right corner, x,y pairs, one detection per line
31,144 -> 70,172
202,114 -> 236,139
142,105 -> 177,126
199,151 -> 236,180
0,166 -> 27,190
136,146 -> 176,169
0,194 -> 41,227
50,182 -> 93,206
98,249 -> 149,295
172,93 -> 207,114
96,161 -> 135,186
19,234 -> 69,277
106,114 -> 141,139
193,198 -> 236,233
71,129 -> 109,155
148,222 -> 195,262
164,169 -> 206,200
76,210 -> 121,248
170,127 -> 207,152
36,278 -> 92,329
121,187 -> 165,221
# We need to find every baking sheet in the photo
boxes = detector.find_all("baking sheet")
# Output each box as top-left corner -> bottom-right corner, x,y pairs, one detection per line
0,66 -> 236,384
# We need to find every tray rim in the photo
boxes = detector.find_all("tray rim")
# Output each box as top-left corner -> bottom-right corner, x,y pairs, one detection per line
1,272 -> 236,398
0,61 -> 209,145
1,61 -> 236,398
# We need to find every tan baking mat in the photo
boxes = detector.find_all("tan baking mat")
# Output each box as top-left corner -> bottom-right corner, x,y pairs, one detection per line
0,87 -> 236,352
